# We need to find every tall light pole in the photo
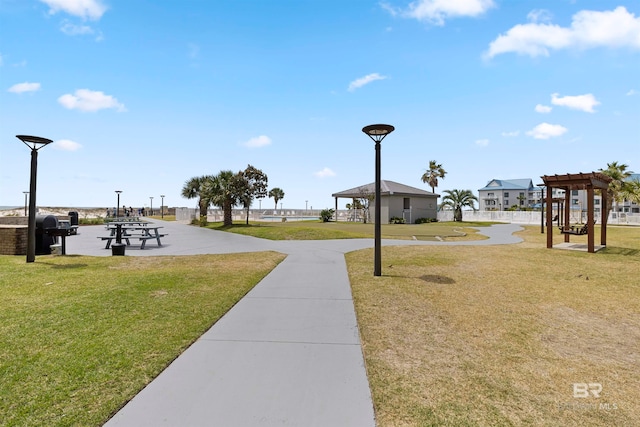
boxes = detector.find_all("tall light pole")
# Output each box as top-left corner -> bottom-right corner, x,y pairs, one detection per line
23,191 -> 29,216
362,124 -> 394,276
160,195 -> 165,219
115,190 -> 122,218
114,190 -> 123,244
150,196 -> 154,216
16,135 -> 53,263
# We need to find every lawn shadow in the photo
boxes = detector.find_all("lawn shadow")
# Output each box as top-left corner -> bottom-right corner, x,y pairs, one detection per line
600,246 -> 640,256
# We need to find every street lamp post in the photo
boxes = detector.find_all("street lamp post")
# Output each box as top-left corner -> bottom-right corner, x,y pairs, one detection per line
160,195 -> 165,219
115,190 -> 122,243
362,124 -> 394,276
150,197 -> 154,216
23,191 -> 29,216
16,135 -> 53,263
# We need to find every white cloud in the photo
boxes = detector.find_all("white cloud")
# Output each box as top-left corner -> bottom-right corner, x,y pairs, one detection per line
392,0 -> 495,26
526,122 -> 568,139
485,6 -> 640,58
58,89 -> 126,112
348,73 -> 387,92
535,104 -> 552,113
241,135 -> 272,148
527,9 -> 553,24
8,82 -> 41,93
626,89 -> 638,96
501,130 -> 520,137
475,138 -> 489,147
40,0 -> 107,20
551,93 -> 600,113
60,21 -> 94,35
53,139 -> 82,151
314,167 -> 336,178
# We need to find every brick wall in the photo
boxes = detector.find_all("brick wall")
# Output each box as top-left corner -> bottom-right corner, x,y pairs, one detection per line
0,225 -> 28,255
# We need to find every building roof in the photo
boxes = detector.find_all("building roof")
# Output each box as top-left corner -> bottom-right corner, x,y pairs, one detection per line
332,180 -> 438,198
478,178 -> 534,191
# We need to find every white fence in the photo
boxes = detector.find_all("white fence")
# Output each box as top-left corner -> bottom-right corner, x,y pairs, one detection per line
436,210 -> 640,225
176,207 -> 640,226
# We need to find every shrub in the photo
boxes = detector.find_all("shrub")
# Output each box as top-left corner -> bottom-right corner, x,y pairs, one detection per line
320,208 -> 335,222
389,216 -> 405,224
414,217 -> 438,224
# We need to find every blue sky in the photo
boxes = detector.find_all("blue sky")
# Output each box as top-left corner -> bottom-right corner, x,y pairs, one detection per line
1,0 -> 639,211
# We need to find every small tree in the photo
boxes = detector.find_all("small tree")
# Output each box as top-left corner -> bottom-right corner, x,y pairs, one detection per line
237,165 -> 268,225
599,161 -> 632,221
421,160 -> 447,193
357,187 -> 374,224
320,208 -> 335,222
269,187 -> 285,210
181,175 -> 211,225
440,189 -> 478,222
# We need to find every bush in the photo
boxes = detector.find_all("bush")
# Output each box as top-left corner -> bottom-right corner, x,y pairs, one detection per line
389,216 -> 405,224
414,217 -> 438,224
320,208 -> 335,222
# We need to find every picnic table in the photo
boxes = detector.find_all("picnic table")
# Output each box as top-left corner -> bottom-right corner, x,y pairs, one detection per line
99,224 -> 166,249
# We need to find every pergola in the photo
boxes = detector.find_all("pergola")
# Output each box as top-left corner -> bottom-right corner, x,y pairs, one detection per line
541,172 -> 612,253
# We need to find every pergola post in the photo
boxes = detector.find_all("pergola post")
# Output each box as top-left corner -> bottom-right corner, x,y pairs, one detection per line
546,185 -> 553,249
587,186 -> 594,253
601,192 -> 608,246
563,188 -> 570,243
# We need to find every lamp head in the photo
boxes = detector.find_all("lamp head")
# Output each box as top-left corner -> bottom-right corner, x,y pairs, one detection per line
16,135 -> 53,151
362,124 -> 394,143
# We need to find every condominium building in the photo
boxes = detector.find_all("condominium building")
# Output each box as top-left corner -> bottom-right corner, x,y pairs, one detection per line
478,174 -> 640,214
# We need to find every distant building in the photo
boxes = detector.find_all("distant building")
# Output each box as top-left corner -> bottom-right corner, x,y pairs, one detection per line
332,180 -> 439,223
478,178 -> 546,211
478,174 -> 640,215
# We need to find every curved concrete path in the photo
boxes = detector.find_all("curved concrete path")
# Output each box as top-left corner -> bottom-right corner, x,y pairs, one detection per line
66,221 -> 522,426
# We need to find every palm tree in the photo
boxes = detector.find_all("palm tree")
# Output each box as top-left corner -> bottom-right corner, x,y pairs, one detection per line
181,176 -> 210,223
421,160 -> 447,194
205,170 -> 240,226
620,178 -> 640,205
268,187 -> 285,210
440,189 -> 478,222
599,161 -> 632,220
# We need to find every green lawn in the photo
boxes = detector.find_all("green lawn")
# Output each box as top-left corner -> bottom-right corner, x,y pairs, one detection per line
210,220 -> 494,241
0,252 -> 285,427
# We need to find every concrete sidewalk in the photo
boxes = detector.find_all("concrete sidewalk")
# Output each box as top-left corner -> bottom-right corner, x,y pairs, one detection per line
65,221 -> 522,426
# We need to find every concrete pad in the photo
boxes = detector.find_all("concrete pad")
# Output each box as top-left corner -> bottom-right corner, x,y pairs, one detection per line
104,340 -> 375,427
554,242 -> 606,252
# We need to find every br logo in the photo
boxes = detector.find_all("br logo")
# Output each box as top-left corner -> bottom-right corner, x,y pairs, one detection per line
573,383 -> 602,398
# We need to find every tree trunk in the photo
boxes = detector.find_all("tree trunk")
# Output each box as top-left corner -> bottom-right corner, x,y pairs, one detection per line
199,199 -> 208,226
454,207 -> 462,222
223,200 -> 233,226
